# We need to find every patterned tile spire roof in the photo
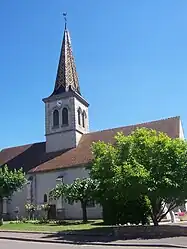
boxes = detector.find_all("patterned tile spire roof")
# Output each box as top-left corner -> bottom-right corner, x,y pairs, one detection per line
52,14 -> 80,96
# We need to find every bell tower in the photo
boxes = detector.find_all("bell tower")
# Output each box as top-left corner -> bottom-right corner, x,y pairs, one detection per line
43,14 -> 89,153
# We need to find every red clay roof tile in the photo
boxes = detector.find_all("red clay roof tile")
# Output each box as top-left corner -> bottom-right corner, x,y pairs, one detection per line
0,116 -> 180,173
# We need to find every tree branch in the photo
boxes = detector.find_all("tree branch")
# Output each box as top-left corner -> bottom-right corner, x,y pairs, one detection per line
157,202 -> 166,219
158,201 -> 177,222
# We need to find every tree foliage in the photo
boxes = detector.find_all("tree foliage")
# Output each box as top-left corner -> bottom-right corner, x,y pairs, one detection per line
50,182 -> 67,200
91,128 -> 187,225
50,178 -> 97,222
0,165 -> 26,200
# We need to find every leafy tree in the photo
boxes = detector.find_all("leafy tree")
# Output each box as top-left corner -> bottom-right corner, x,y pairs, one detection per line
0,165 -> 26,200
102,195 -> 151,225
25,203 -> 36,220
50,178 -> 97,223
91,128 -> 187,226
90,138 -> 151,225
67,178 -> 97,223
49,183 -> 67,201
0,165 -> 26,218
40,203 -> 50,220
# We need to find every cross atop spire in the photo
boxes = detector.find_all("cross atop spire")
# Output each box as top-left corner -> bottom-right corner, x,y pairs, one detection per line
63,12 -> 67,30
52,14 -> 81,96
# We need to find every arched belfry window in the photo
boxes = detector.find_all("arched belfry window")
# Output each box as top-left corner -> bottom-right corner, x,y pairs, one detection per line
53,110 -> 59,127
44,194 -> 48,203
62,107 -> 68,125
77,108 -> 81,126
82,111 -> 86,128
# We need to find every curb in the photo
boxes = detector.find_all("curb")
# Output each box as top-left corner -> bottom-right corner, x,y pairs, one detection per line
0,230 -> 112,237
1,236 -> 187,248
0,230 -> 52,235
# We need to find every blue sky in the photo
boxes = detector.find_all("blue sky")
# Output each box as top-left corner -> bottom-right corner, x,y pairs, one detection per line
1,0 -> 187,149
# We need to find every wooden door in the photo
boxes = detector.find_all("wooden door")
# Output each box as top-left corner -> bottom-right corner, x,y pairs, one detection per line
48,204 -> 56,220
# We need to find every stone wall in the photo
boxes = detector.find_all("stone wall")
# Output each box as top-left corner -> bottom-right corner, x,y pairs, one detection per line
45,94 -> 89,153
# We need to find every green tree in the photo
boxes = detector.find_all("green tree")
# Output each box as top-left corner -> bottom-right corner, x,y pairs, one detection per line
90,137 -> 150,225
25,203 -> 36,220
0,165 -> 26,217
91,128 -> 187,226
67,178 -> 97,223
50,178 -> 97,223
0,165 -> 26,199
50,183 -> 67,201
40,203 -> 50,220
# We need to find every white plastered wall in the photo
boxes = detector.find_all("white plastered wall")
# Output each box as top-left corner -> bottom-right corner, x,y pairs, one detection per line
34,166 -> 102,219
179,118 -> 185,139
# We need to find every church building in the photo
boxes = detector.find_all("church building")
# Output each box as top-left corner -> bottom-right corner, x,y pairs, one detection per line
0,20 -> 184,219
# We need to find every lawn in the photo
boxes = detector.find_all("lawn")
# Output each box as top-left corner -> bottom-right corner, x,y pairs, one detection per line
0,220 -> 110,233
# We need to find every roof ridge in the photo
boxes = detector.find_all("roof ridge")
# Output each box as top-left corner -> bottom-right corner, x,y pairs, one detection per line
86,116 -> 180,136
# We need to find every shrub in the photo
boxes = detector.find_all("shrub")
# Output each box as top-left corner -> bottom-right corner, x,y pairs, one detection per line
40,203 -> 50,220
102,196 -> 151,225
19,217 -> 27,223
25,203 -> 36,220
38,218 -> 50,224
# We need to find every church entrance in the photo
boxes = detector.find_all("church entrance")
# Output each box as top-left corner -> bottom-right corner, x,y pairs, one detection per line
48,204 -> 56,220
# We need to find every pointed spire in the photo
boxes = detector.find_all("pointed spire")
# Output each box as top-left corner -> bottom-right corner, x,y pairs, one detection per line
52,13 -> 81,96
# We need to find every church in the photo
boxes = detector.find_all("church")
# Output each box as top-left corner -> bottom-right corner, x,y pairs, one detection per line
0,20 -> 184,220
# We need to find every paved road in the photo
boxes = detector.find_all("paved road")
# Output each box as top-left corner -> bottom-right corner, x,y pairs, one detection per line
0,239 -> 168,249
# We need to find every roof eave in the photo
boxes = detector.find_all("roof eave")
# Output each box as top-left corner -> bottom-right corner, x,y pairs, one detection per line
28,161 -> 91,174
42,91 -> 89,107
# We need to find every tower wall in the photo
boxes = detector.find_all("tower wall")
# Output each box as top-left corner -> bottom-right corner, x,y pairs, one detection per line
46,130 -> 77,153
44,94 -> 89,153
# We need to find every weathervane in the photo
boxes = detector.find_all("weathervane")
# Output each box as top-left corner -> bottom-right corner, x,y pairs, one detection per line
63,12 -> 67,29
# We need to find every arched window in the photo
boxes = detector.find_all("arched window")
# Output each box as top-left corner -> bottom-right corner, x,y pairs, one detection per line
62,107 -> 68,125
53,110 -> 59,127
44,194 -> 48,203
77,108 -> 81,125
82,111 -> 86,128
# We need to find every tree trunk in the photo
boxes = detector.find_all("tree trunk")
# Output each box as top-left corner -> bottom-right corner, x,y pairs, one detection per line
152,216 -> 159,226
81,201 -> 88,223
0,198 -> 3,223
0,198 -> 2,219
150,197 -> 161,226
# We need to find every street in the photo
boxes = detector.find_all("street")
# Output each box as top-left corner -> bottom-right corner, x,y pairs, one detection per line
0,239 -> 171,249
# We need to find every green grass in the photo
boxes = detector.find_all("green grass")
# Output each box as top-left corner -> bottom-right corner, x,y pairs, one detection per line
0,220 -> 108,233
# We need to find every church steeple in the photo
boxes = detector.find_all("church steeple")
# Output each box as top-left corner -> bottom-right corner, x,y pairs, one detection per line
52,14 -> 80,96
43,14 -> 89,153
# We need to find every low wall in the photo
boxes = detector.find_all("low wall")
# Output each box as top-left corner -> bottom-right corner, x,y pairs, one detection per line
114,225 -> 187,239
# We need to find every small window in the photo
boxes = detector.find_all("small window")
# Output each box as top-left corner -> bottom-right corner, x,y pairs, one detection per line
82,111 -> 86,128
87,200 -> 95,208
56,175 -> 63,182
77,108 -> 81,125
62,108 -> 68,125
44,194 -> 48,203
53,110 -> 59,127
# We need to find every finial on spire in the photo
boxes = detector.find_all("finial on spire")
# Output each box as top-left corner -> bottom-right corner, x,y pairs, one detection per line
63,12 -> 67,30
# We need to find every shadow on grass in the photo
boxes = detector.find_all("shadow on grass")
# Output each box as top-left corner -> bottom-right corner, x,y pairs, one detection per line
36,220 -> 102,227
41,224 -> 187,244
